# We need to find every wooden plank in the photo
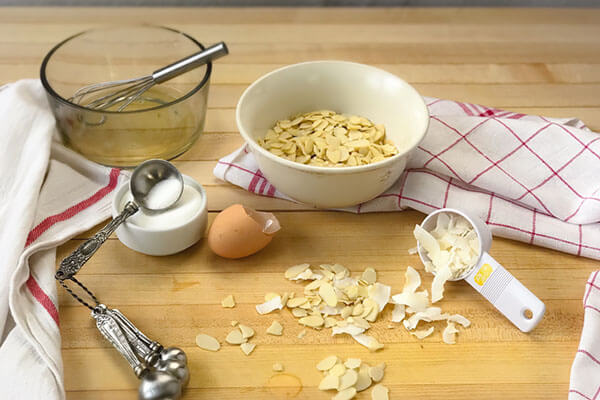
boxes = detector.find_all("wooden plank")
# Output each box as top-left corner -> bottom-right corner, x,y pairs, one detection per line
65,211 -> 598,275
5,63 -> 600,85
4,42 -> 600,69
59,299 -> 583,350
54,268 -> 592,308
2,7 -> 599,26
208,83 -> 600,109
5,23 -> 600,45
63,342 -> 574,391
66,384 -> 568,400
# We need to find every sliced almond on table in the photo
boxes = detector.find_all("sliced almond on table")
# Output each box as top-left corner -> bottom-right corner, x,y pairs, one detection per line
266,321 -> 284,336
226,329 -> 246,345
317,355 -> 339,371
318,374 -> 340,391
361,268 -> 377,284
231,320 -> 238,327
195,334 -> 220,352
344,358 -> 362,369
319,282 -> 338,307
339,369 -> 359,390
292,308 -> 308,318
299,315 -> 324,328
368,363 -> 385,383
221,294 -> 235,308
329,363 -> 347,377
272,363 -> 284,372
240,342 -> 256,356
333,387 -> 357,400
371,384 -> 389,400
287,297 -> 308,308
239,324 -> 254,339
355,368 -> 372,392
285,263 -> 311,280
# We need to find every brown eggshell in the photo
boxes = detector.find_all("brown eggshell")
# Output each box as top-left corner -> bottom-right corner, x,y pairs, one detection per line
207,204 -> 280,259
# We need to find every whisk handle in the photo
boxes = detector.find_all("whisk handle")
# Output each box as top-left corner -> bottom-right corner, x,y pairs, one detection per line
152,42 -> 229,84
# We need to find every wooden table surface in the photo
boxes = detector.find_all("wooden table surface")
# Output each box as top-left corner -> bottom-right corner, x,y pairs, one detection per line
3,6 -> 600,400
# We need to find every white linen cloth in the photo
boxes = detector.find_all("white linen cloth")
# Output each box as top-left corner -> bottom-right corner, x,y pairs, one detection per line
0,80 -> 127,399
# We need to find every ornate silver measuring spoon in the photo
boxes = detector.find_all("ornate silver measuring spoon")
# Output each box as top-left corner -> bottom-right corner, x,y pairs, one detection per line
57,159 -> 183,280
56,159 -> 189,400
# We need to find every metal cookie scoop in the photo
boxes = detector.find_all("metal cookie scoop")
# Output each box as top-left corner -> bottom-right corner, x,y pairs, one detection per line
57,159 -> 183,280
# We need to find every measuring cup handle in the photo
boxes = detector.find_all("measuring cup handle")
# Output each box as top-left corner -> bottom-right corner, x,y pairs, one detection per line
465,252 -> 545,332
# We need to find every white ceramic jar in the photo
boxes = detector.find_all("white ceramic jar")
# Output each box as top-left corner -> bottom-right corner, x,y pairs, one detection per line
111,175 -> 208,256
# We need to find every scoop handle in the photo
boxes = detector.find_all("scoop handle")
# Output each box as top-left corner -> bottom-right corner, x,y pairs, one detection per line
56,202 -> 139,280
465,252 -> 545,332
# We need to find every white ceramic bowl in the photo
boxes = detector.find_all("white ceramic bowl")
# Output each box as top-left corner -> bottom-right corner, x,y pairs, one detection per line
111,175 -> 208,256
236,61 -> 430,208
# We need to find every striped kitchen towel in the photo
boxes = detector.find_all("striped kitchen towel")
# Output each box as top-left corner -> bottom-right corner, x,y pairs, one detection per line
0,80 -> 128,400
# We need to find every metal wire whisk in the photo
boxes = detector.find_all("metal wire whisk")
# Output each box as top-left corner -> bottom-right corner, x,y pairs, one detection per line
69,41 -> 228,112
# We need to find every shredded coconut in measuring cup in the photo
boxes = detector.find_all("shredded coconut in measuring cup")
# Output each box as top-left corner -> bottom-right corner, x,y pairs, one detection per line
414,213 -> 481,302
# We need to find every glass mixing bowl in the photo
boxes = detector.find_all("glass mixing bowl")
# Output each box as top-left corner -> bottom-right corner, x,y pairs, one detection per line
41,25 -> 211,167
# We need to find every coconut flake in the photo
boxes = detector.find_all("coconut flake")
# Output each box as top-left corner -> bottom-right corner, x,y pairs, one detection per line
410,326 -> 434,339
352,334 -> 384,352
431,264 -> 453,303
447,313 -> 471,327
443,321 -> 460,344
414,224 -> 440,257
403,307 -> 447,330
256,296 -> 283,315
403,266 -> 421,293
368,283 -> 391,312
391,303 -> 405,323
391,290 -> 429,312
332,324 -> 366,336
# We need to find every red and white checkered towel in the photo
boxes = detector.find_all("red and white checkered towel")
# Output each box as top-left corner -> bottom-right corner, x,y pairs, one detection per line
214,96 -> 600,260
570,272 -> 600,399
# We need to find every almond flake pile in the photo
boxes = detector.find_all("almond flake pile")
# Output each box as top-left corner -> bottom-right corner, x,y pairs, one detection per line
413,213 -> 480,303
258,110 -> 398,167
317,355 -> 389,400
390,266 -> 470,344
256,263 -> 390,351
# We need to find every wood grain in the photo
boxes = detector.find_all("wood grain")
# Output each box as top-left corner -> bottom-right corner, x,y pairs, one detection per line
2,7 -> 598,400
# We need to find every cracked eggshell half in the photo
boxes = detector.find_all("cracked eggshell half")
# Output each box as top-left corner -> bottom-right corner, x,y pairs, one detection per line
208,204 -> 281,258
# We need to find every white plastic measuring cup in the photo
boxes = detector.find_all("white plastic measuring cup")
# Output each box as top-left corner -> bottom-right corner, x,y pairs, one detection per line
417,208 -> 545,332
